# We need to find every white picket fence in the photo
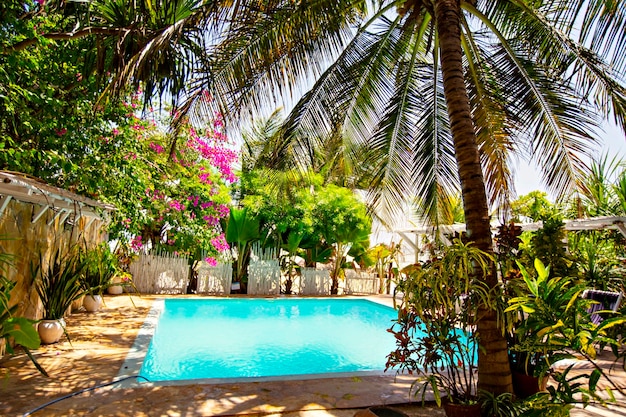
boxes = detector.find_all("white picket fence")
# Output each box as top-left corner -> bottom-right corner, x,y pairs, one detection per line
299,267 -> 331,295
197,262 -> 233,295
129,252 -> 189,294
245,243 -> 280,295
344,269 -> 379,295
127,248 -> 377,296
247,259 -> 281,295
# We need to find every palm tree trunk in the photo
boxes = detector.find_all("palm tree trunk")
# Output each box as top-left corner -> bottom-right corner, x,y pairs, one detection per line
433,0 -> 512,395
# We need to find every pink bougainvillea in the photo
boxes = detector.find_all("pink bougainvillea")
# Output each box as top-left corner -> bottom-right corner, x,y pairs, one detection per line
149,142 -> 164,154
110,93 -> 235,264
130,235 -> 143,251
211,234 -> 230,253
170,200 -> 185,211
204,257 -> 218,266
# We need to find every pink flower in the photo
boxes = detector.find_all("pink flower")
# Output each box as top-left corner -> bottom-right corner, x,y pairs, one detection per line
217,204 -> 230,218
204,257 -> 218,266
55,128 -> 67,136
130,236 -> 143,251
211,234 -> 230,252
187,195 -> 200,207
198,173 -> 212,185
170,200 -> 185,211
203,215 -> 219,226
149,142 -> 164,154
112,128 -> 120,136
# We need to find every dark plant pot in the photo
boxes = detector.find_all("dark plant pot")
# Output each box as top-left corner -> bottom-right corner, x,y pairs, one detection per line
353,406 -> 409,417
443,402 -> 481,417
512,371 -> 547,398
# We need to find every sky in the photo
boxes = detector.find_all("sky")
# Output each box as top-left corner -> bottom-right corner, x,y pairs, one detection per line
514,119 -> 626,198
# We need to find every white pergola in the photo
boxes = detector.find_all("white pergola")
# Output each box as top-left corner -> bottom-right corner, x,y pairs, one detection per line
394,216 -> 626,264
0,171 -> 115,227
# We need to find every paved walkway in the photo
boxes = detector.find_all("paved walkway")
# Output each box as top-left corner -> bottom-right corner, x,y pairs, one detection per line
0,294 -> 624,416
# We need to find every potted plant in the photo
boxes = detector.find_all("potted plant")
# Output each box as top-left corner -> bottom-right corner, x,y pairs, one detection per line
386,241 -> 494,417
33,246 -> 86,344
79,244 -> 117,312
506,258 -> 626,391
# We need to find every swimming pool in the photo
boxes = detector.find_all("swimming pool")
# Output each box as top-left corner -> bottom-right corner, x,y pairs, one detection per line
134,298 -> 398,383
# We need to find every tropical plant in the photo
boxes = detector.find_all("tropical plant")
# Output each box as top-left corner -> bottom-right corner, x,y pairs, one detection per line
312,185 -> 372,294
505,259 -> 626,399
568,232 -> 623,292
526,216 -> 575,279
566,154 -> 626,219
504,259 -> 555,391
480,391 -> 523,417
280,229 -> 304,294
369,242 -> 402,294
79,244 -> 118,296
33,247 -> 86,320
510,192 -> 557,223
224,207 -> 261,290
386,241 -> 494,406
520,364 -> 608,417
0,275 -> 47,376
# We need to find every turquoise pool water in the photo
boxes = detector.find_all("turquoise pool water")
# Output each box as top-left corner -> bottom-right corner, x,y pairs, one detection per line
139,298 -> 398,382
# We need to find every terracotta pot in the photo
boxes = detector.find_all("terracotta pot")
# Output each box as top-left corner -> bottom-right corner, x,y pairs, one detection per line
38,318 -> 66,344
83,295 -> 103,312
107,284 -> 123,295
512,371 -> 547,398
443,401 -> 481,417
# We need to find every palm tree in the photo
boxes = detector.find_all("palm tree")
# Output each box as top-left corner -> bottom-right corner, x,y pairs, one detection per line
176,0 -> 624,394
566,154 -> 626,218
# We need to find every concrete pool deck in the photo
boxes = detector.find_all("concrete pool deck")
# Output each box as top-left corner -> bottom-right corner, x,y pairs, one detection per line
1,294 -> 624,416
0,294 -> 445,416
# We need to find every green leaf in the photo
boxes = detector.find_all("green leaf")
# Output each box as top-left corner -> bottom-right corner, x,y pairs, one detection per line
589,369 -> 601,392
4,317 -> 41,349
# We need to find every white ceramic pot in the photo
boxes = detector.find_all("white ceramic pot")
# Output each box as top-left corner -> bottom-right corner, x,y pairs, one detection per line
107,284 -> 123,295
83,295 -> 103,312
38,318 -> 66,344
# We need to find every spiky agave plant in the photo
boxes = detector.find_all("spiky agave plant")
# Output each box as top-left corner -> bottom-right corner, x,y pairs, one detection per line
34,246 -> 86,320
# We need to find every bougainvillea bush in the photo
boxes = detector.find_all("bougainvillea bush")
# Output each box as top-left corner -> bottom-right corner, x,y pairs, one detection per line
104,97 -> 237,265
